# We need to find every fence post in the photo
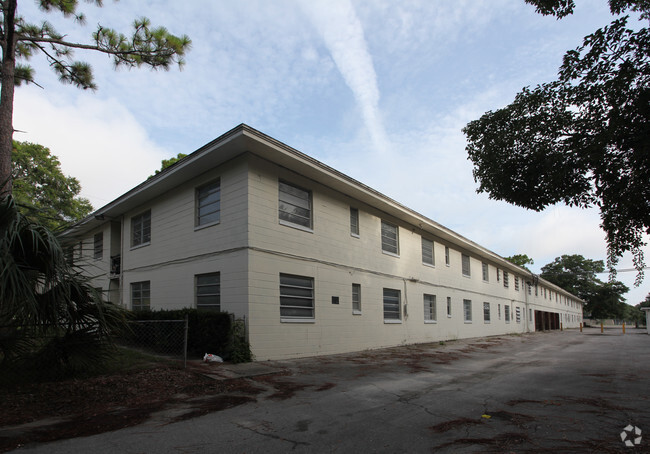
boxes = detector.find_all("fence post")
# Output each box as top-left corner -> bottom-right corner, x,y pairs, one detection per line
183,314 -> 189,369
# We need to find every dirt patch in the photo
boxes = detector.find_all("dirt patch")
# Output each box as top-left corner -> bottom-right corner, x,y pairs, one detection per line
486,410 -> 534,427
0,365 -> 271,453
170,395 -> 256,423
429,417 -> 482,433
433,432 -> 532,452
506,399 -> 562,407
252,375 -> 312,400
561,396 -> 626,412
315,382 -> 336,391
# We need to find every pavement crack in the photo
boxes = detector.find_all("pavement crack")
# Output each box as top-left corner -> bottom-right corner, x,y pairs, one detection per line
369,382 -> 437,417
235,421 -> 310,450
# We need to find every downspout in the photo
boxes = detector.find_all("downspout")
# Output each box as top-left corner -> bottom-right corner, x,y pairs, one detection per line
524,275 -> 530,332
120,215 -> 125,308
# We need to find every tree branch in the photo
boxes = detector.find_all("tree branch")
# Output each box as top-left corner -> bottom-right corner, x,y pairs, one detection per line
18,35 -> 174,59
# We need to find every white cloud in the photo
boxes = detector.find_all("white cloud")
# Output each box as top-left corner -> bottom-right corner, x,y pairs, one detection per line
13,87 -> 167,209
299,0 -> 390,154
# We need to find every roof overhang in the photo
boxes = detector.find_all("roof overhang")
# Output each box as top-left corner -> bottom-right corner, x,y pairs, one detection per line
60,124 -> 581,302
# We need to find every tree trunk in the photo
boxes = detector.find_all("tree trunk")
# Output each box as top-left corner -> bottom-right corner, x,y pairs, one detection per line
0,0 -> 17,197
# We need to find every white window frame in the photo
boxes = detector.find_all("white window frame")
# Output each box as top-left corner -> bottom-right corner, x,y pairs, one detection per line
483,302 -> 491,323
447,296 -> 452,318
280,273 -> 315,321
461,254 -> 471,277
505,305 -> 511,323
279,181 -> 313,231
131,210 -> 151,248
504,271 -> 509,288
131,281 -> 151,311
424,294 -> 437,323
196,272 -> 220,311
196,179 -> 221,228
422,238 -> 434,266
352,283 -> 361,314
445,246 -> 450,266
381,220 -> 399,256
383,288 -> 401,322
93,232 -> 103,260
350,207 -> 360,237
482,262 -> 489,281
463,299 -> 472,323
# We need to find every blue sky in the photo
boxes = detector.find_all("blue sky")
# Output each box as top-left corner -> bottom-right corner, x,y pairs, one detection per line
13,0 -> 649,305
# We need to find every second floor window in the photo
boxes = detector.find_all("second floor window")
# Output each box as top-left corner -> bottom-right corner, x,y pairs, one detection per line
381,220 -> 399,255
279,181 -> 312,229
462,254 -> 471,277
132,210 -> 151,247
422,238 -> 434,265
197,180 -> 221,226
350,207 -> 359,236
94,232 -> 103,260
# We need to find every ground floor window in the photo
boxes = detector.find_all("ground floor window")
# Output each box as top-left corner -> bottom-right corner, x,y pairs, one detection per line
196,273 -> 220,311
516,307 -> 521,323
447,297 -> 452,317
463,299 -> 472,322
383,288 -> 401,321
352,283 -> 361,314
483,302 -> 490,323
131,281 -> 150,311
505,305 -> 510,323
424,294 -> 436,322
280,273 -> 314,320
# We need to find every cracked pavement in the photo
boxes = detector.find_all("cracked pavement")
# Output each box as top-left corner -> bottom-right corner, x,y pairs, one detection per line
13,327 -> 650,453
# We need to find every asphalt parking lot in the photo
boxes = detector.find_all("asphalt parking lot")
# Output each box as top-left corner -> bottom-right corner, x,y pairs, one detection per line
15,327 -> 650,453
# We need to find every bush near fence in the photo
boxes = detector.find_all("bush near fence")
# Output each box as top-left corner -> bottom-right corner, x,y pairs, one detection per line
129,309 -> 241,360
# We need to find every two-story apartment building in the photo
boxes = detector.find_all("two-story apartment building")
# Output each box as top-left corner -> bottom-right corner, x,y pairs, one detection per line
61,124 -> 584,360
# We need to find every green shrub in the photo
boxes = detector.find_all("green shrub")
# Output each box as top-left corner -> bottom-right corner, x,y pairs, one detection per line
129,309 -> 237,360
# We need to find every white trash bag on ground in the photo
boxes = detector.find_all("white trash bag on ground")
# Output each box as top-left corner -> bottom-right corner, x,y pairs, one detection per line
203,353 -> 224,363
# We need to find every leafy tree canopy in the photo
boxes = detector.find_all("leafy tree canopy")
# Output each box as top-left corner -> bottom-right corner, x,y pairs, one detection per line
0,0 -> 192,195
150,152 -> 187,178
505,254 -> 535,270
591,280 -> 630,319
541,254 -> 605,300
12,141 -> 92,230
540,254 -> 630,319
463,0 -> 650,286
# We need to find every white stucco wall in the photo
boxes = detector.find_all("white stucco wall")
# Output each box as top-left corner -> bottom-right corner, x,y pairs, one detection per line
245,155 -> 582,360
71,148 -> 583,361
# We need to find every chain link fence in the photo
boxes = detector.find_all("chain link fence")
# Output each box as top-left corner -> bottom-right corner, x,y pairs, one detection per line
120,316 -> 189,367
